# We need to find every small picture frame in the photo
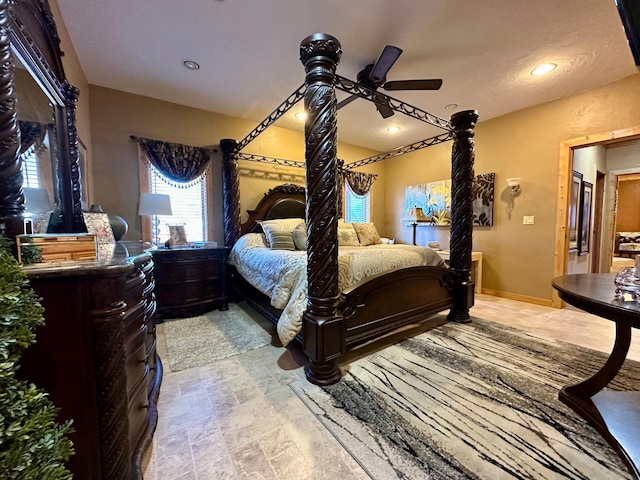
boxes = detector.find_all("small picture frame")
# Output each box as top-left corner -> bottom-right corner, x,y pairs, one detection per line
578,181 -> 593,256
168,225 -> 188,246
83,212 -> 115,243
568,170 -> 582,252
32,212 -> 51,234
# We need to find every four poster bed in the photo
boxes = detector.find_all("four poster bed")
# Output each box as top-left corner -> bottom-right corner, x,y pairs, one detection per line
220,33 -> 478,386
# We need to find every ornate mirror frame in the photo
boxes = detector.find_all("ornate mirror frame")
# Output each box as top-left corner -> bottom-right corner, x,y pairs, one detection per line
0,0 -> 83,237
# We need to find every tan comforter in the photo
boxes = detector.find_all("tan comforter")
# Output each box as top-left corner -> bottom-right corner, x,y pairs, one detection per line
228,233 -> 445,345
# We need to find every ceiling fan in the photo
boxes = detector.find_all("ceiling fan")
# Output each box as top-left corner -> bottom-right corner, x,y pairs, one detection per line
337,45 -> 443,118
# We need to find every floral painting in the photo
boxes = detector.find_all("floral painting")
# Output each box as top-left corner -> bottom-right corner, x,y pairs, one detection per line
404,172 -> 495,226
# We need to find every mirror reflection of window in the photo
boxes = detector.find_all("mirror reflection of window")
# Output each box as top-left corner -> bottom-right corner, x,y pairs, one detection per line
13,52 -> 57,208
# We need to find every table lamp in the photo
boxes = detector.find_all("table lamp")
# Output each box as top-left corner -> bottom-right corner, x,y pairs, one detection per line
404,206 -> 429,245
138,193 -> 173,244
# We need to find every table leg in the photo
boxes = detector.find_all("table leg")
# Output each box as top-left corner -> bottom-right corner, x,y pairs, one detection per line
563,321 -> 632,398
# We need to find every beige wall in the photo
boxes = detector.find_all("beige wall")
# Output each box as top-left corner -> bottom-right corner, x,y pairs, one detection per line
88,86 -> 382,244
385,74 -> 640,303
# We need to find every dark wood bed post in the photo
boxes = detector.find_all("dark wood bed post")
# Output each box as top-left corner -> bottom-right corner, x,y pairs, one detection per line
220,138 -> 241,247
299,33 -> 344,386
447,109 -> 479,323
0,0 -> 24,239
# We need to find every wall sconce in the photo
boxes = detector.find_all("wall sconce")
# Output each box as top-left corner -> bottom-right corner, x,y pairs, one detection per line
403,206 -> 429,245
138,193 -> 173,244
506,177 -> 522,198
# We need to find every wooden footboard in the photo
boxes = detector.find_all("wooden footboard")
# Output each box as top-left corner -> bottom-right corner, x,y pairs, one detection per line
229,264 -> 457,352
341,266 -> 456,347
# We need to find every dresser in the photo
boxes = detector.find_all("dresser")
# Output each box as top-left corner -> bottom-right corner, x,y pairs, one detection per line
152,246 -> 229,318
19,242 -> 162,480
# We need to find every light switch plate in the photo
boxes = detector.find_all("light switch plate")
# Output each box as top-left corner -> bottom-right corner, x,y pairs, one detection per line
523,216 -> 535,225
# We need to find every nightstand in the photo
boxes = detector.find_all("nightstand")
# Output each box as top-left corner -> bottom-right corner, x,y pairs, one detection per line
152,246 -> 229,318
436,250 -> 483,294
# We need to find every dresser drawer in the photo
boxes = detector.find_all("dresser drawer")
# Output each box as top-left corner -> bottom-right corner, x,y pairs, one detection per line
128,374 -> 151,452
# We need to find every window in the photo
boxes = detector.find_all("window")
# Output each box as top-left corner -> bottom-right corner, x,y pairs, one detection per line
344,182 -> 370,223
148,164 -> 207,243
22,147 -> 40,188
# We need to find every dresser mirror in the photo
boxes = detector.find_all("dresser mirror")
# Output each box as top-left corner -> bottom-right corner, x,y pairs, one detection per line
13,53 -> 59,219
0,0 -> 84,236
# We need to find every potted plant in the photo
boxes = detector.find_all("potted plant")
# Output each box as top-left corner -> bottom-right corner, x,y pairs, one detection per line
0,237 -> 74,479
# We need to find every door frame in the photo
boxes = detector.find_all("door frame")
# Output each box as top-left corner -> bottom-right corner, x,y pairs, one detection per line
552,125 -> 640,307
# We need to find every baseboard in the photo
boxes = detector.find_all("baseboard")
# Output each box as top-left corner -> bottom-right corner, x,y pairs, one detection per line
480,288 -> 555,308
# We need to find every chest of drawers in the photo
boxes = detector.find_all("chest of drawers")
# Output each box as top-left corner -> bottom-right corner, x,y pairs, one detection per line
152,246 -> 229,317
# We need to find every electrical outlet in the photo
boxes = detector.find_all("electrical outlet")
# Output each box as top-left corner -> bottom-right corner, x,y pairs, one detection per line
523,216 -> 535,225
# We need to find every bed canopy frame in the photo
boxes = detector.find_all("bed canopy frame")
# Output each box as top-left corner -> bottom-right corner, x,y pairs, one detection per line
220,33 -> 478,385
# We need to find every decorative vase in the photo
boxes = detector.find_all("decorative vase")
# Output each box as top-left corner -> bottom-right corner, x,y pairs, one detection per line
88,204 -> 128,241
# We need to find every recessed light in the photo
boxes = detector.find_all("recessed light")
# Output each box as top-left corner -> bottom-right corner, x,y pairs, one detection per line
387,126 -> 401,133
182,59 -> 200,71
444,103 -> 458,110
531,63 -> 557,76
295,112 -> 307,120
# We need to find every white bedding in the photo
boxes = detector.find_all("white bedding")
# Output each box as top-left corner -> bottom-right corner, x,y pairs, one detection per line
229,233 -> 445,345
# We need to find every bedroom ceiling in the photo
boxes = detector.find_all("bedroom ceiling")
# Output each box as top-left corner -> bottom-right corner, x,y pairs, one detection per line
56,0 -> 639,154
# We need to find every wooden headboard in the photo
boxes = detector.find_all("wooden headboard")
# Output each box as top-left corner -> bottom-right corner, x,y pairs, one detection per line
240,184 -> 306,235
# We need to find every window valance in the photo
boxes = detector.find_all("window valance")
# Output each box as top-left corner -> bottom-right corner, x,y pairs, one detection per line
134,136 -> 213,187
18,120 -> 47,156
343,169 -> 376,195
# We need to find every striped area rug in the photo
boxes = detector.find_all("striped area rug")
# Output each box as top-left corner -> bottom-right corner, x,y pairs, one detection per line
292,318 -> 640,479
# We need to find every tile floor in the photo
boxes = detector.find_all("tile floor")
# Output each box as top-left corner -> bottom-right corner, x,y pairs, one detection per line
143,294 -> 640,480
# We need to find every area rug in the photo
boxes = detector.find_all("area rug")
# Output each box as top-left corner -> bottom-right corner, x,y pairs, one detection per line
162,303 -> 271,371
291,318 -> 640,480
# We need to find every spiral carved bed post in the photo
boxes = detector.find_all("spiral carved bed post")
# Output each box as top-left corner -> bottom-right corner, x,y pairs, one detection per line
300,33 -> 344,386
447,110 -> 479,322
220,138 -> 241,247
0,0 -> 24,239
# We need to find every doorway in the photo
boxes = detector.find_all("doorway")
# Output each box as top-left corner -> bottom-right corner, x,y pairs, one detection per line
552,126 -> 640,308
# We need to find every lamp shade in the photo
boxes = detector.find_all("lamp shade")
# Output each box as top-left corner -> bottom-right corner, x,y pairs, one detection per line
138,193 -> 173,216
404,206 -> 429,223
23,187 -> 53,214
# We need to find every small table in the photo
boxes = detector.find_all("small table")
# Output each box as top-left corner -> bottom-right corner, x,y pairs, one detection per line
552,273 -> 640,479
436,250 -> 483,294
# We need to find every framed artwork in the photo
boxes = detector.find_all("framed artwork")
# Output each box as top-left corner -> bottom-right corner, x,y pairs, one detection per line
83,212 -> 115,243
404,172 -> 495,226
578,181 -> 593,256
168,225 -> 188,246
568,171 -> 582,252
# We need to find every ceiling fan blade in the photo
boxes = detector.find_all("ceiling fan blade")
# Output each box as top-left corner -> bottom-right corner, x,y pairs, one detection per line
369,45 -> 403,84
373,93 -> 394,118
377,103 -> 395,118
337,94 -> 359,110
383,79 -> 443,91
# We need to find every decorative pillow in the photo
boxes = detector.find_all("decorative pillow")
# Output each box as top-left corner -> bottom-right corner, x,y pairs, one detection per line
352,222 -> 382,246
258,218 -> 305,233
337,226 -> 361,246
263,228 -> 296,251
292,223 -> 307,250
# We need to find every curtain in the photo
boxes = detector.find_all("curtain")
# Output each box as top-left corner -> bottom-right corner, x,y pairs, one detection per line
137,137 -> 213,187
18,120 -> 46,156
343,169 -> 376,195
